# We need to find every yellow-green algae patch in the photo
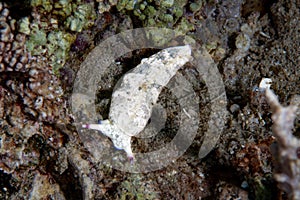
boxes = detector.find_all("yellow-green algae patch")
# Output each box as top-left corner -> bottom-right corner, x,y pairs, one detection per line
18,0 -> 96,74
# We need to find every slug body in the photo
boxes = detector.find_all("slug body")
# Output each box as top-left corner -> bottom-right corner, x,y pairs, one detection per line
83,45 -> 192,161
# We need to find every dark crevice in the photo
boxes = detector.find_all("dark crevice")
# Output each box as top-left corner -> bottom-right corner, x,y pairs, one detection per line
0,170 -> 16,198
1,0 -> 32,20
242,0 -> 278,18
40,147 -> 83,200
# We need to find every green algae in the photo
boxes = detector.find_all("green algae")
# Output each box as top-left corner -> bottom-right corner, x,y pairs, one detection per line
113,0 -> 198,46
19,0 -> 96,74
65,4 -> 96,32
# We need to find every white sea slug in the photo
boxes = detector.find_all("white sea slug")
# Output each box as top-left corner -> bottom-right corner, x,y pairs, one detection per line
82,45 -> 192,162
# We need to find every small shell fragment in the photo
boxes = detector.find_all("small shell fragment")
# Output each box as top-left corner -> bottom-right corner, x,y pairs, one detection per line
259,78 -> 272,89
83,45 -> 192,160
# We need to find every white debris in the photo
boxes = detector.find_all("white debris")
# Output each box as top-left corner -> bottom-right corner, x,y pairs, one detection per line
82,45 -> 192,160
259,78 -> 272,89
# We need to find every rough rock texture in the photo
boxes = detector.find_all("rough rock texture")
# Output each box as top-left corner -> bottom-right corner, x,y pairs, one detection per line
0,2 -> 75,199
0,3 -> 29,72
0,0 -> 299,199
266,89 -> 300,200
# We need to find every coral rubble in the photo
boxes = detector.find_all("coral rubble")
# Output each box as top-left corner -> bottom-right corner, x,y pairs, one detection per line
0,2 -> 71,198
266,89 -> 300,199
